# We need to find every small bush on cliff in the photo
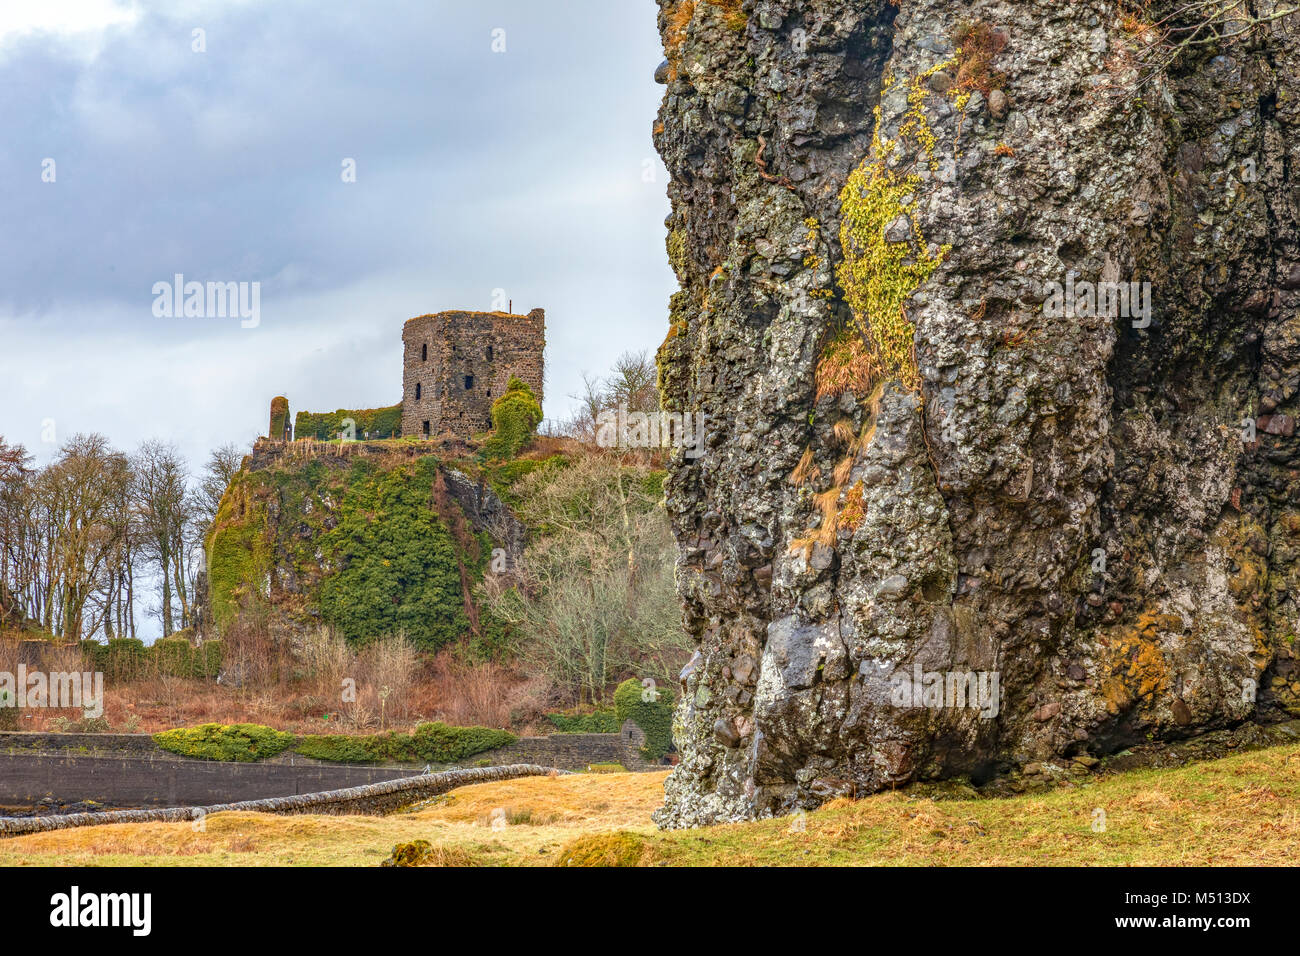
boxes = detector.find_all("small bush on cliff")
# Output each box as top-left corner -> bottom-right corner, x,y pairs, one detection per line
154,723 -> 296,762
614,678 -> 676,761
483,377 -> 542,460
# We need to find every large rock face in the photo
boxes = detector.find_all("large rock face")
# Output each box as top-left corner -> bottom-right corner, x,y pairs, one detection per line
652,0 -> 1300,827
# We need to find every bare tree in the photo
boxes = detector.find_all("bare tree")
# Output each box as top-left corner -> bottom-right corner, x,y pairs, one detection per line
131,440 -> 193,636
194,442 -> 246,533
605,349 -> 660,414
481,455 -> 688,704
34,435 -> 130,641
0,438 -> 32,625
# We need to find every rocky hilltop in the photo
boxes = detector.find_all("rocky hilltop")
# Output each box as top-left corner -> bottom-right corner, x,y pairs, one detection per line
653,0 -> 1300,826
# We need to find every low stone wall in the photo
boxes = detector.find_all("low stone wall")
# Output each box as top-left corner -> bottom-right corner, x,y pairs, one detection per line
0,764 -> 562,838
0,728 -> 659,811
469,732 -> 627,770
0,750 -> 425,809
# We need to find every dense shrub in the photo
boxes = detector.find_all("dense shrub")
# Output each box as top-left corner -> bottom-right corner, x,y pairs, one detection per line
153,723 -> 296,762
293,733 -> 378,763
547,709 -> 620,734
410,721 -> 516,763
614,678 -> 676,761
482,377 -> 542,460
318,459 -> 470,650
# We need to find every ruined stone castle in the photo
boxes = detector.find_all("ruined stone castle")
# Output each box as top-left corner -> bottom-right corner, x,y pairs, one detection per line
267,307 -> 545,442
401,308 -> 545,438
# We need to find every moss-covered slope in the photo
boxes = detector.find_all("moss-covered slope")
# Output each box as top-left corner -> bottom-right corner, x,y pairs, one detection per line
205,442 -> 523,650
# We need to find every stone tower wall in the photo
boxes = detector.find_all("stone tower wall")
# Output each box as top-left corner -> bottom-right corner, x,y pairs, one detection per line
401,309 -> 544,438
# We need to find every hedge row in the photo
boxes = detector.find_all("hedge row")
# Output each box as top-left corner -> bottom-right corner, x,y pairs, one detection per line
547,709 -> 620,734
153,721 -> 516,765
294,405 -> 402,441
79,637 -> 224,681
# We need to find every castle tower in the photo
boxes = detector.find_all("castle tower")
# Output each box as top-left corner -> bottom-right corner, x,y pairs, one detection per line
401,308 -> 545,439
269,396 -> 292,442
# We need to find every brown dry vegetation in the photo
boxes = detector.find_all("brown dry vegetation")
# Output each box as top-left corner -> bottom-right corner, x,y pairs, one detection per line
0,627 -> 546,735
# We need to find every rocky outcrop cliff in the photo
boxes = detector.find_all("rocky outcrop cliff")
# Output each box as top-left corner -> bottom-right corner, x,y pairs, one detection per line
652,0 -> 1300,826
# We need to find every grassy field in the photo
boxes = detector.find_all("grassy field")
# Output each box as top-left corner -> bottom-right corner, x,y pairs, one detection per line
3,741 -> 1299,866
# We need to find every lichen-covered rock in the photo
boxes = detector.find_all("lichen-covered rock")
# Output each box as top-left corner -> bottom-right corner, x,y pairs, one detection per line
651,0 -> 1300,827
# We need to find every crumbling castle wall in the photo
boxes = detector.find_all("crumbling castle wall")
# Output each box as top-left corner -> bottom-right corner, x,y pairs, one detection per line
401,309 -> 545,438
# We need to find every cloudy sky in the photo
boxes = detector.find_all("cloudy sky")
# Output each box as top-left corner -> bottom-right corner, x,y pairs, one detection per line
0,0 -> 673,468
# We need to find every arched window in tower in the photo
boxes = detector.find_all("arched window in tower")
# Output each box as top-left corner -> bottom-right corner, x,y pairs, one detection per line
421,343 -> 428,362
464,375 -> 474,390
486,345 -> 493,361
415,383 -> 422,400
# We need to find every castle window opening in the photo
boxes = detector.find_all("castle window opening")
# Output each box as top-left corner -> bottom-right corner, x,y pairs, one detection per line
421,343 -> 428,362
422,420 -> 430,437
415,382 -> 422,400
464,375 -> 474,390
486,345 -> 493,361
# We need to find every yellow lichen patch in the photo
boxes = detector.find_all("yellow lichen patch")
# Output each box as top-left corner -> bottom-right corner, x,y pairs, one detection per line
898,60 -> 956,166
836,109 -> 951,394
1099,612 -> 1176,716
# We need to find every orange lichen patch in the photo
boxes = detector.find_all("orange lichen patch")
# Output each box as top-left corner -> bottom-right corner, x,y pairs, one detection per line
838,481 -> 867,533
663,1 -> 744,80
1212,516 -> 1269,603
708,0 -> 747,32
1100,612 -> 1176,716
665,0 -> 696,54
994,143 -> 1015,157
1119,2 -> 1158,39
788,487 -> 843,558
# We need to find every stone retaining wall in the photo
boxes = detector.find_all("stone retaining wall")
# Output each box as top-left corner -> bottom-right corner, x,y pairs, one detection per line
0,728 -> 660,810
0,764 -> 561,837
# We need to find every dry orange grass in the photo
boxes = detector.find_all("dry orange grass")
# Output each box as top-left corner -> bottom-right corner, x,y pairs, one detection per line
6,744 -> 1300,867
